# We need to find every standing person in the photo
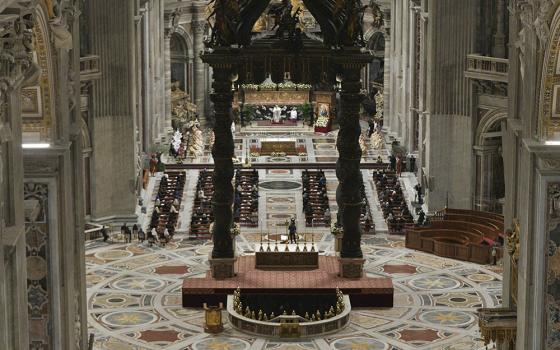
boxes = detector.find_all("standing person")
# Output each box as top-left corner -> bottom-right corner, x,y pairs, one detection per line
491,246 -> 497,265
417,209 -> 426,226
121,223 -> 128,241
414,184 -> 423,204
364,217 -> 372,234
324,208 -> 331,225
132,224 -> 138,240
396,156 -> 402,177
288,218 -> 297,244
138,227 -> 146,243
149,154 -> 157,176
389,154 -> 396,171
368,119 -> 375,137
125,227 -> 132,243
101,225 -> 109,242
408,154 -> 416,172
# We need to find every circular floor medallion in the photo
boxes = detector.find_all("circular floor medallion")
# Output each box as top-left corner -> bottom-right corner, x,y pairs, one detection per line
331,337 -> 388,350
409,276 -> 461,291
467,273 -> 494,282
95,249 -> 134,260
102,311 -> 157,327
192,337 -> 249,350
259,181 -> 301,190
113,277 -> 165,292
419,310 -> 475,327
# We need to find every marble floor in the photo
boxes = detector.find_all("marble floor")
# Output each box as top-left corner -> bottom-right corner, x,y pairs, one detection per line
88,127 -> 502,349
87,233 -> 501,350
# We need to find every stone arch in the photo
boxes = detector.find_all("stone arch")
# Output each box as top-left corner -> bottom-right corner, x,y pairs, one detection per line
538,3 -> 560,140
77,116 -> 91,150
475,108 -> 507,146
473,109 -> 508,213
172,25 -> 193,57
21,3 -> 57,142
363,30 -> 385,94
170,27 -> 192,96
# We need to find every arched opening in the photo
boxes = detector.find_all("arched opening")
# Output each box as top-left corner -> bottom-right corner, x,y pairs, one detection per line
170,32 -> 190,95
366,31 -> 385,92
538,5 -> 560,140
474,110 -> 507,213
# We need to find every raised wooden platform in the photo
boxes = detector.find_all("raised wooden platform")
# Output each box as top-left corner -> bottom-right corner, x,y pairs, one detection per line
182,256 -> 393,308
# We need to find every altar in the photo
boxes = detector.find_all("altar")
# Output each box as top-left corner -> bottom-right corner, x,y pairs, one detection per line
239,80 -> 312,125
244,89 -> 310,106
248,137 -> 306,157
255,243 -> 319,270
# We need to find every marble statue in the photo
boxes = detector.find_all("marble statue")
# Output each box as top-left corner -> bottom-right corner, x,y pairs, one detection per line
370,130 -> 384,150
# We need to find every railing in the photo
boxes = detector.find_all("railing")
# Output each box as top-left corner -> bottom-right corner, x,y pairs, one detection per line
80,55 -> 102,81
465,54 -> 509,83
85,222 -> 104,241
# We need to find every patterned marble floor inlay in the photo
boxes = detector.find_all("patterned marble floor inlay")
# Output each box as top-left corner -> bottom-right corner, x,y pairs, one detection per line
87,232 -> 502,350
88,130 -> 503,349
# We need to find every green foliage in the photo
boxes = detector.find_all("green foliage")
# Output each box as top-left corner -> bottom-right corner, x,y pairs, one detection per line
241,105 -> 257,126
298,102 -> 314,126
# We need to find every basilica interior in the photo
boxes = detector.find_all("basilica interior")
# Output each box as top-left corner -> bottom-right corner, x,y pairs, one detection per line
0,0 -> 558,349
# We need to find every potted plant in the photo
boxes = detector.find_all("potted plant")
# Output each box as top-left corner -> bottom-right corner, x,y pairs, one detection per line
241,105 -> 256,127
331,222 -> 344,252
298,102 -> 314,126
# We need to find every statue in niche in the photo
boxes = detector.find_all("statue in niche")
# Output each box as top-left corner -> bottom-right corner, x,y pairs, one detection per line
206,0 -> 241,47
335,0 -> 367,47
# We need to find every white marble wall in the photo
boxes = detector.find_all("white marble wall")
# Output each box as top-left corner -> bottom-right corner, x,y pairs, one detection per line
386,0 -> 477,211
88,0 -> 139,221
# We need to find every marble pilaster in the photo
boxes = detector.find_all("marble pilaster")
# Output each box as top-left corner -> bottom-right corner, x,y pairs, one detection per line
164,32 -> 172,132
421,0 -> 477,210
474,145 -> 501,212
192,17 -> 206,122
88,0 -> 138,221
382,10 -> 391,128
493,0 -> 507,58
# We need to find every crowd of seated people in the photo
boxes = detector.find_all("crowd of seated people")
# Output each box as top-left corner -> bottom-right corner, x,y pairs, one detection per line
190,170 -> 214,237
373,168 -> 413,234
234,169 -> 259,227
302,170 -> 330,227
359,184 -> 374,234
148,171 -> 185,246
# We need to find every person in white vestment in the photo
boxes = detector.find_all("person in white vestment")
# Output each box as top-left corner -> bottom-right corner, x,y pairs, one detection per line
272,105 -> 282,123
290,108 -> 298,120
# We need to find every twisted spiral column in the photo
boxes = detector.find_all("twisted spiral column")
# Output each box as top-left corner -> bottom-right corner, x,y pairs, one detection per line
336,63 -> 365,259
208,60 -> 236,259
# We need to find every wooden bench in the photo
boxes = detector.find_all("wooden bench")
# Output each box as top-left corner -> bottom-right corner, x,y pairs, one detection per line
405,209 -> 505,264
